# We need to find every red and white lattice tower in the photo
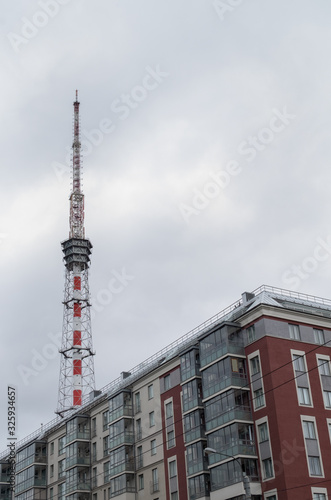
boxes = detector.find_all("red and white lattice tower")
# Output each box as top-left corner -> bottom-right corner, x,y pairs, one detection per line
56,91 -> 95,417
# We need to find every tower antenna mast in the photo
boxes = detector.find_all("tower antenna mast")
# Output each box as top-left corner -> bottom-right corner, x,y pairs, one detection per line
56,91 -> 96,417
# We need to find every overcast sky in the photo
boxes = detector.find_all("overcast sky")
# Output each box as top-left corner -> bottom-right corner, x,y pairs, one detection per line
1,0 -> 331,450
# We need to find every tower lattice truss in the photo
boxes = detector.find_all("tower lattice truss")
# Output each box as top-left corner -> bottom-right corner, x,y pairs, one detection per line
56,93 -> 95,416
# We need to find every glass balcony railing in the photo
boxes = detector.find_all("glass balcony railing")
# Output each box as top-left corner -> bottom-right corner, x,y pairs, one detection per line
203,375 -> 247,400
187,458 -> 209,477
185,425 -> 205,444
109,431 -> 134,451
66,456 -> 90,469
109,405 -> 133,423
183,396 -> 203,413
110,486 -> 135,498
66,430 -> 90,444
181,364 -> 201,383
16,477 -> 46,494
109,459 -> 134,477
66,480 -> 91,494
207,441 -> 256,465
0,473 -> 10,483
200,343 -> 244,368
206,406 -> 252,432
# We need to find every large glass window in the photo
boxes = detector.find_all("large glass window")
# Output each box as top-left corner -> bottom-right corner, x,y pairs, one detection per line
202,357 -> 246,398
308,456 -> 322,476
182,379 -> 202,412
262,458 -> 274,479
180,350 -> 200,381
258,422 -> 269,443
289,324 -> 301,340
303,421 -> 316,439
298,387 -> 311,406
250,356 -> 260,375
314,329 -> 325,345
318,358 -> 331,376
293,354 -> 305,372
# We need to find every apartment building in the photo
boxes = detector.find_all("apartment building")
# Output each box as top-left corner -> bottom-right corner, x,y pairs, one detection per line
2,285 -> 331,500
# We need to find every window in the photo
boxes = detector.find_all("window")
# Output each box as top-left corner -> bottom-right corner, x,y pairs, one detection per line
293,354 -> 305,372
151,439 -> 156,455
92,442 -> 97,462
148,384 -> 154,399
137,446 -> 143,468
250,356 -> 260,375
58,436 -> 65,455
50,442 -> 54,455
50,464 -> 54,478
92,417 -> 97,437
152,468 -> 159,492
247,325 -> 255,343
303,421 -> 316,439
149,411 -> 155,427
138,474 -> 144,490
171,493 -> 178,500
165,401 -> 173,418
266,496 -> 276,500
169,460 -> 177,478
58,459 -> 65,477
103,410 -> 109,431
318,358 -> 331,376
93,494 -> 97,500
50,488 -> 54,500
135,392 -> 141,413
92,467 -> 97,488
323,391 -> 331,408
314,329 -> 325,345
136,418 -> 142,440
167,430 -> 175,448
289,324 -> 301,340
104,461 -> 110,483
262,458 -> 274,479
298,387 -> 311,405
164,374 -> 171,391
258,422 -> 269,442
314,494 -> 326,500
254,388 -> 265,408
308,456 -> 322,476
103,436 -> 108,457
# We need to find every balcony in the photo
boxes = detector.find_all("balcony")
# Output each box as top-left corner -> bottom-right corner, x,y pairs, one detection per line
150,481 -> 160,494
206,406 -> 252,432
109,405 -> 133,423
207,441 -> 256,465
187,458 -> 209,477
66,430 -> 90,444
185,425 -> 206,444
109,459 -> 135,477
66,456 -> 90,469
15,477 -> 46,494
203,374 -> 247,400
0,472 -> 10,483
200,337 -> 244,368
110,486 -> 135,498
181,364 -> 201,383
183,396 -> 203,414
109,431 -> 134,451
66,479 -> 91,494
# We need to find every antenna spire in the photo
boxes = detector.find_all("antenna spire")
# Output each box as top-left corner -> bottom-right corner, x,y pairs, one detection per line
70,91 -> 84,238
56,93 -> 96,417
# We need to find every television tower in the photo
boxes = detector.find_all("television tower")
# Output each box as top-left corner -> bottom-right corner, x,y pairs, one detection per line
56,91 -> 95,417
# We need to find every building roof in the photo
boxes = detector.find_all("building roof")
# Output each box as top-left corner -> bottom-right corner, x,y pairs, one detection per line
2,284 -> 331,458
